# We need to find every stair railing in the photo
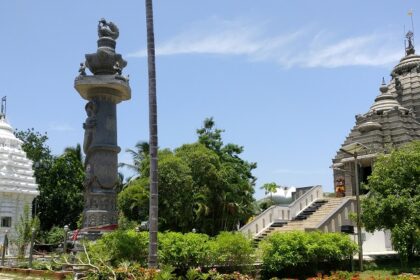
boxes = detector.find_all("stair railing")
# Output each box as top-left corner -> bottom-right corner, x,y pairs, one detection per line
239,185 -> 324,238
309,196 -> 356,232
239,204 -> 289,238
288,185 -> 323,219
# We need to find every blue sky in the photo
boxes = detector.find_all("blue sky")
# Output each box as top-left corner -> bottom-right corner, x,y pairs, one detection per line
2,0 -> 418,199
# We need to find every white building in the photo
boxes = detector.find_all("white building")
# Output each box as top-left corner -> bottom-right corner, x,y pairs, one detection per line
0,115 -> 39,255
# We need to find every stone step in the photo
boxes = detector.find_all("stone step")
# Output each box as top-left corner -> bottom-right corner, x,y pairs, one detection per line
272,197 -> 346,232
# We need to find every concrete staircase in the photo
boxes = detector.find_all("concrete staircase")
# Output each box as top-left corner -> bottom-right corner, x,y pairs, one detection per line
273,197 -> 345,233
254,220 -> 287,243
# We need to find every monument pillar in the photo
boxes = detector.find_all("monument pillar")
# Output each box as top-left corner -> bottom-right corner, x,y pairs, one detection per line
74,19 -> 131,228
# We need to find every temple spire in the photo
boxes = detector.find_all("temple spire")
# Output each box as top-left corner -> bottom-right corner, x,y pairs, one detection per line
0,96 -> 6,119
405,10 -> 415,55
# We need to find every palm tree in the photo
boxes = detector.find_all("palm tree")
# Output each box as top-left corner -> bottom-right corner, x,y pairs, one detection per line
260,182 -> 278,205
118,141 -> 150,174
145,0 -> 159,268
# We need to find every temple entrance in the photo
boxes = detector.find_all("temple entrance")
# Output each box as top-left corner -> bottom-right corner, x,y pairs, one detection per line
360,165 -> 372,194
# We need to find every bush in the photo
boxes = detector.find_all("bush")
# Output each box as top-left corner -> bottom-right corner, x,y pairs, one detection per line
88,229 -> 149,266
158,232 -> 212,274
45,226 -> 65,244
210,232 -> 255,270
259,231 -> 357,279
88,231 -> 256,275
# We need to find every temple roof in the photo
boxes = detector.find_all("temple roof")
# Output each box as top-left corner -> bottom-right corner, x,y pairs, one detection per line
368,81 -> 407,113
0,117 -> 38,196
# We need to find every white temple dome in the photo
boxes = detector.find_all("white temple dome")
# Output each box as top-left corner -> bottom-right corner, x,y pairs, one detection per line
0,117 -> 38,195
264,186 -> 296,204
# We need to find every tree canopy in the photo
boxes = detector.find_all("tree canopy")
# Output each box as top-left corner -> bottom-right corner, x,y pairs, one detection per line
118,118 -> 256,235
361,141 -> 420,264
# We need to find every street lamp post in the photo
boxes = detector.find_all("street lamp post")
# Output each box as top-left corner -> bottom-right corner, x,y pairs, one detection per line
340,142 -> 367,272
63,225 -> 69,254
28,227 -> 35,268
1,230 -> 8,266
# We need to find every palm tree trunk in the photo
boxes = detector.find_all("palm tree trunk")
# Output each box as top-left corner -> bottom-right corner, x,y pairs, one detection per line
145,0 -> 158,268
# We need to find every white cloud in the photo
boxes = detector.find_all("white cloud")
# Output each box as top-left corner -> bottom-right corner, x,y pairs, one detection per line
49,122 -> 74,132
127,19 -> 403,68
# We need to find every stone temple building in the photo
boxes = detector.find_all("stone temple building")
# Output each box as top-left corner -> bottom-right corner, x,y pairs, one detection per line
240,32 -> 420,257
332,33 -> 420,196
0,114 -> 39,255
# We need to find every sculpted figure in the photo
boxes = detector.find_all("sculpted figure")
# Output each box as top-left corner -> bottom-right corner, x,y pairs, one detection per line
83,101 -> 97,156
113,61 -> 122,75
406,31 -> 415,55
395,77 -> 403,92
79,63 -> 87,76
98,18 -> 119,40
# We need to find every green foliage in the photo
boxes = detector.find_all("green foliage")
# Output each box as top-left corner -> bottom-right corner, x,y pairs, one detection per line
158,232 -> 211,273
118,141 -> 150,176
88,231 -> 255,275
12,204 -> 40,258
117,177 -> 149,222
118,118 -> 256,235
259,231 -> 357,278
157,150 -> 195,232
45,226 -> 65,244
88,229 -> 149,266
209,232 -> 255,269
14,128 -> 52,167
37,150 -> 84,230
260,182 -> 277,205
361,141 -> 420,265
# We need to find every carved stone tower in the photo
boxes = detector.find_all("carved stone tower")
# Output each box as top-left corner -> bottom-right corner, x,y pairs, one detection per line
332,31 -> 420,197
74,19 -> 131,228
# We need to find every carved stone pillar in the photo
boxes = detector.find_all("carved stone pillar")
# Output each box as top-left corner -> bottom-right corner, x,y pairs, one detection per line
74,19 -> 131,228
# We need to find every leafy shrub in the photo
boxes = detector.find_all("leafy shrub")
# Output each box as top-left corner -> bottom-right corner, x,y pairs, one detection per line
259,231 -> 357,278
45,226 -> 65,244
158,232 -> 212,274
88,229 -> 149,266
210,232 -> 255,270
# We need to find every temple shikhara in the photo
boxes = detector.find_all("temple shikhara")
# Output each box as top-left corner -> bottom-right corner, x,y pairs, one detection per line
332,31 -> 420,196
0,101 -> 39,255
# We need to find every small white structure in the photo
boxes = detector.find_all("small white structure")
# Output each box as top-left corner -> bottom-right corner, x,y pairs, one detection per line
0,115 -> 39,255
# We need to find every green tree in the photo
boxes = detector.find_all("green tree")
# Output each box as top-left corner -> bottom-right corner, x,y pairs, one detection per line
64,143 -> 83,164
118,118 -> 256,235
118,141 -> 149,176
14,129 -> 53,216
361,141 -> 420,266
260,182 -> 278,205
37,150 -> 84,230
117,177 -> 149,222
196,118 -> 256,234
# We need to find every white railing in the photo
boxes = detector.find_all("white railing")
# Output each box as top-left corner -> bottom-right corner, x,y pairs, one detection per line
239,185 -> 324,238
288,185 -> 323,219
239,204 -> 289,238
310,197 -> 356,233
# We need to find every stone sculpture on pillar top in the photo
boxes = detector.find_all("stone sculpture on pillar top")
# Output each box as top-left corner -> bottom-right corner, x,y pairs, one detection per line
74,19 -> 131,228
